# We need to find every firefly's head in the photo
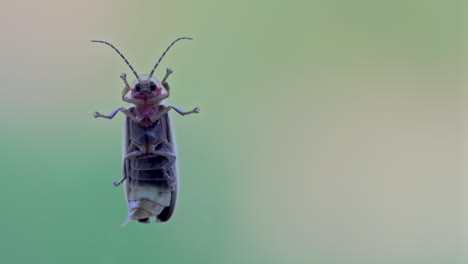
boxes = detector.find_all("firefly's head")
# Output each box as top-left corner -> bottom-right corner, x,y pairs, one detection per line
91,37 -> 192,98
130,74 -> 164,100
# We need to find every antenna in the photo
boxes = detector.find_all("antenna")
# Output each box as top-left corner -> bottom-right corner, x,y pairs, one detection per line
148,37 -> 193,79
91,40 -> 140,80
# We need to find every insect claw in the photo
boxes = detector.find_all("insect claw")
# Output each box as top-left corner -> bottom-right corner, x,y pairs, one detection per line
162,68 -> 174,84
113,180 -> 123,187
193,107 -> 200,114
120,73 -> 127,80
93,112 -> 100,118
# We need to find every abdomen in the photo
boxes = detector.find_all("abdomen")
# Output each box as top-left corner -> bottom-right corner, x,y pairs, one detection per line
122,108 -> 178,224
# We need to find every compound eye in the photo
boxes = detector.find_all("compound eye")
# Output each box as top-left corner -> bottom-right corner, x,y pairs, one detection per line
149,82 -> 157,91
135,83 -> 141,92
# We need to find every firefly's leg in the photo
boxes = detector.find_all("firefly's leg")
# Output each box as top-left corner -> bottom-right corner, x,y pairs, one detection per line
146,94 -> 169,104
114,143 -> 145,187
120,73 -> 131,98
148,144 -> 176,159
145,69 -> 174,105
114,161 -> 128,187
149,105 -> 200,123
170,106 -> 200,116
94,107 -> 142,123
120,73 -> 144,105
162,68 -> 173,93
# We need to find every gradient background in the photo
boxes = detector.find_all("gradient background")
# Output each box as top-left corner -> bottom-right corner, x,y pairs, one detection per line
0,0 -> 466,263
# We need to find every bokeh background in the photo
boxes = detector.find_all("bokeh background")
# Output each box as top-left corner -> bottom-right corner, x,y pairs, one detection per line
0,0 -> 466,263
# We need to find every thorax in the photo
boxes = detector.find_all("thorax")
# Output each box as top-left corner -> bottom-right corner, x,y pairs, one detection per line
135,103 -> 160,126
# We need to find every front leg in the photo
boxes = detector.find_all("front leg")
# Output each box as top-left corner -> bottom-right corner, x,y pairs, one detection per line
146,68 -> 174,105
123,97 -> 145,105
162,68 -> 173,94
94,107 -> 142,123
120,73 -> 131,99
147,94 -> 169,104
120,73 -> 145,105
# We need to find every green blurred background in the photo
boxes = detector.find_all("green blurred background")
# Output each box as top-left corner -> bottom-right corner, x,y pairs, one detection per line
0,0 -> 466,263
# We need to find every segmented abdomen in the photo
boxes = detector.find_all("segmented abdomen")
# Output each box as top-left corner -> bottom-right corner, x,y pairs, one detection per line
126,155 -> 176,223
124,107 -> 178,224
